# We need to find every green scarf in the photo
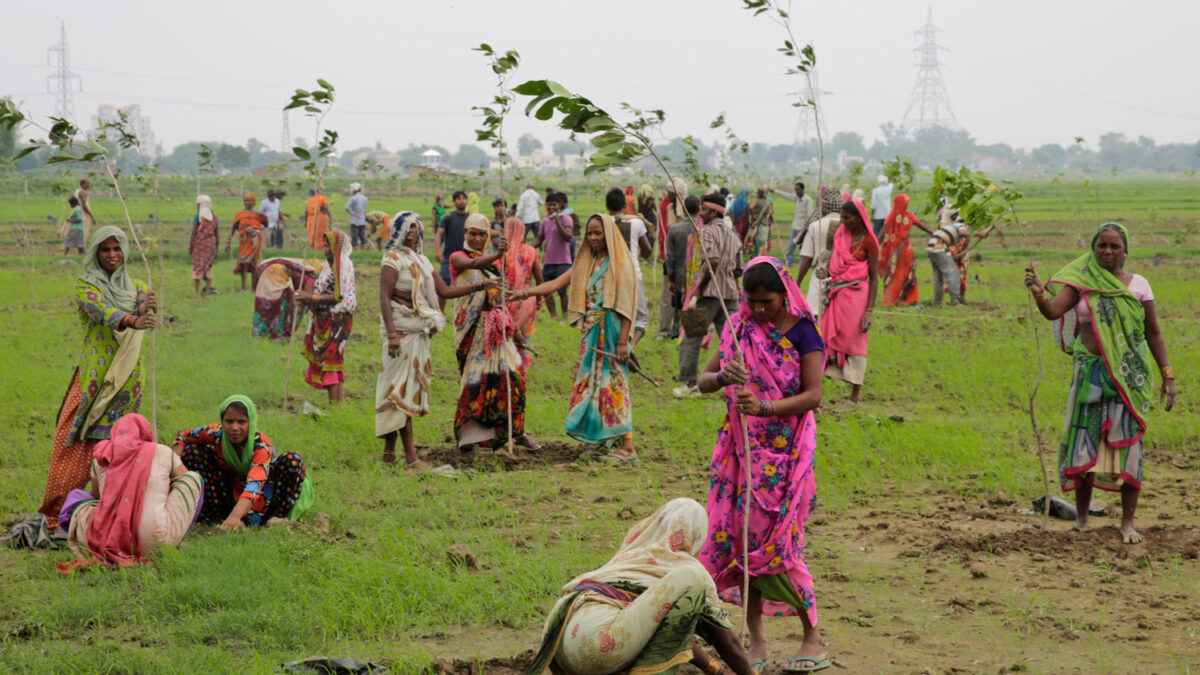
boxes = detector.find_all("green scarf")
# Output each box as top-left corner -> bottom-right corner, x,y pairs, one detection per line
219,395 -> 314,519
80,226 -> 139,313
1048,222 -> 1154,424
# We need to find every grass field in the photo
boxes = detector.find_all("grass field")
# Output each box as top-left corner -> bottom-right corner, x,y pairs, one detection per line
1,174 -> 1198,673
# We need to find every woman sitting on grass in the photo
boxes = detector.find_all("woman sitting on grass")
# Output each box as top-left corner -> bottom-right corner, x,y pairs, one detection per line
697,258 -> 828,673
529,498 -> 755,675
174,396 -> 312,530
1025,222 -> 1175,544
57,413 -> 203,571
513,214 -> 637,462
376,212 -> 497,469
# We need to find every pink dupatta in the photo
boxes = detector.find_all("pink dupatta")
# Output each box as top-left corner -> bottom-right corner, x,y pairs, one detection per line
821,198 -> 877,363
699,256 -> 821,622
78,413 -> 157,569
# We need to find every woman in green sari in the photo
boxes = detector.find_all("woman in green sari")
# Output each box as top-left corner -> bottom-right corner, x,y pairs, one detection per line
528,498 -> 754,674
514,214 -> 638,461
1025,223 -> 1175,544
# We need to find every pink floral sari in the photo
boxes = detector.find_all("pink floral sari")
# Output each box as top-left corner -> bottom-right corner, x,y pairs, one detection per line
503,218 -> 539,373
699,256 -> 821,623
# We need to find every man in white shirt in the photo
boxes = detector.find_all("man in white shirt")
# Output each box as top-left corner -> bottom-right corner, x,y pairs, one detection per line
769,180 -> 815,267
261,190 -> 284,248
794,187 -> 844,318
869,175 -> 892,240
607,188 -> 652,346
515,183 -> 543,241
345,183 -> 368,247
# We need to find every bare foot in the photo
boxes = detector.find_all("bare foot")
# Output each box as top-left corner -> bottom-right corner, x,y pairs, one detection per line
1121,523 -> 1142,544
1073,516 -> 1088,531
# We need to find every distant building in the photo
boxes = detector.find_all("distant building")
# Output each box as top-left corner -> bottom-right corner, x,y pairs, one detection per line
421,149 -> 444,167
90,104 -> 157,157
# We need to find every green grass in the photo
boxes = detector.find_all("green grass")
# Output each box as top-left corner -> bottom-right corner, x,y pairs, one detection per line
0,175 -> 1198,672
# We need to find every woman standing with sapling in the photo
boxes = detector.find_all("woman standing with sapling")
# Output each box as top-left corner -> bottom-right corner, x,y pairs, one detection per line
515,214 -> 638,462
697,258 -> 829,673
38,226 -> 157,534
375,212 -> 496,468
1025,223 -> 1175,544
299,229 -> 356,405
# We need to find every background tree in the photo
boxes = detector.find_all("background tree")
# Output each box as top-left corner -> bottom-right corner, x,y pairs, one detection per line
516,133 -> 542,157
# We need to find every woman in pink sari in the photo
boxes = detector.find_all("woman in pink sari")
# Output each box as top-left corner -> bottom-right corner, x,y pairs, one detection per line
502,217 -> 542,375
821,198 -> 879,407
56,413 -> 203,572
697,257 -> 830,673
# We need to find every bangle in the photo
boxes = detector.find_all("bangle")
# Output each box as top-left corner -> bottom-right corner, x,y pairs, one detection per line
716,370 -> 726,388
1161,366 -> 1175,380
758,400 -> 767,416
387,331 -> 400,339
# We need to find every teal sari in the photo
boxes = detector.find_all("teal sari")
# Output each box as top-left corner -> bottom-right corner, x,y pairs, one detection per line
565,258 -> 633,445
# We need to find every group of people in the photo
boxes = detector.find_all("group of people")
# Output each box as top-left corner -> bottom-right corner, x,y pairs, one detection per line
35,172 -> 1178,675
38,225 -> 314,573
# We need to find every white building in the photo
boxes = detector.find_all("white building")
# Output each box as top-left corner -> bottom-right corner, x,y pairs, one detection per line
90,104 -> 157,157
421,149 -> 444,168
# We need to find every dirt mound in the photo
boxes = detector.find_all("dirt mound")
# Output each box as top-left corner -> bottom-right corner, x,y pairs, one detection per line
420,441 -> 592,471
930,524 -> 1200,560
424,650 -> 533,674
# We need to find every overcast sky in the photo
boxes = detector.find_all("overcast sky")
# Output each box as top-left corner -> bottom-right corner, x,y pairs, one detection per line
4,0 -> 1198,155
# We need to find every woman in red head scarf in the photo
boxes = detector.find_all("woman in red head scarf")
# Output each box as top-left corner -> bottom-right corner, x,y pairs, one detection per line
821,198 -> 879,407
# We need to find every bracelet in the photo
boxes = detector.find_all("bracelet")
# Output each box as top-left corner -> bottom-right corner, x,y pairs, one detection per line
1161,366 -> 1175,380
716,370 -> 726,388
387,331 -> 400,339
758,400 -> 768,416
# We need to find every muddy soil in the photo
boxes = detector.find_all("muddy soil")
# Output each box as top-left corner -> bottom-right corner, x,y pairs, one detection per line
419,441 -> 599,471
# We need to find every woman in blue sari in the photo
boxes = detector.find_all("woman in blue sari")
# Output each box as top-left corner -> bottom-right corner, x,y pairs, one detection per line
515,214 -> 639,461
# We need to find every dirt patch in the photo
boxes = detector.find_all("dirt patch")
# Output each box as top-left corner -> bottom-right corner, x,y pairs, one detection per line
424,650 -> 533,674
420,441 -> 594,471
929,524 -> 1200,560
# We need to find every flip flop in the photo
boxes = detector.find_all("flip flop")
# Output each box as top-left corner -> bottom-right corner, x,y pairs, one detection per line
749,659 -> 768,674
782,656 -> 831,673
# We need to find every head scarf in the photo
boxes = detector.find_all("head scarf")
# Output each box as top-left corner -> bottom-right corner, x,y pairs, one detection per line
559,498 -> 719,604
197,194 -> 214,221
386,211 -> 423,253
219,395 -> 258,477
851,188 -> 865,202
638,183 -> 653,200
434,194 -> 444,205
566,214 -> 637,329
889,193 -> 910,217
466,192 -> 480,215
840,183 -> 851,199
1048,222 -> 1153,429
463,213 -> 491,254
666,177 -> 688,219
503,217 -> 527,270
82,412 -> 158,566
878,175 -> 888,185
349,182 -> 362,193
81,226 -> 139,313
730,189 -> 751,220
323,229 -> 356,313
820,186 -> 843,216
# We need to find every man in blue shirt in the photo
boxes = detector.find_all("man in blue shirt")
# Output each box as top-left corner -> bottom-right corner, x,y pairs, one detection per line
345,183 -> 368,247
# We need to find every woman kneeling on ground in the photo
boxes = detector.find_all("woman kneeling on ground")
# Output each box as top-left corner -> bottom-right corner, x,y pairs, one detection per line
529,498 -> 755,675
697,258 -> 829,673
173,396 -> 313,530
57,413 -> 204,572
1025,222 -> 1175,544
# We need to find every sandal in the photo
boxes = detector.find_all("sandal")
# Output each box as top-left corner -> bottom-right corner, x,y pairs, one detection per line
605,451 -> 640,465
749,658 -> 767,674
406,460 -> 434,472
382,452 -> 398,465
782,656 -> 831,673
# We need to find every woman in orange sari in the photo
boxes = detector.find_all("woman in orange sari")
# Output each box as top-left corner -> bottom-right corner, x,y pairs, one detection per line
503,217 -> 542,375
226,193 -> 266,292
305,189 -> 331,250
879,193 -> 920,307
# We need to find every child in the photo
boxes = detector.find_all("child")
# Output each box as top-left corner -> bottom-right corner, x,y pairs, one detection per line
64,196 -> 85,254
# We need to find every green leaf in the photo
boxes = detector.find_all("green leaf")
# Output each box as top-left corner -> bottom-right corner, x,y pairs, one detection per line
14,145 -> 39,160
317,79 -> 334,92
292,147 -> 311,160
534,98 -> 561,121
513,80 -> 549,96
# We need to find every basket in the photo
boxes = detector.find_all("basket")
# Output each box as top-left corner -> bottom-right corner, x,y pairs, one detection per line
680,306 -> 709,338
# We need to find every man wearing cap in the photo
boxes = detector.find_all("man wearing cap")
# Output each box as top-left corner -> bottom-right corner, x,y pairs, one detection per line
345,183 -> 368,247
674,193 -> 743,398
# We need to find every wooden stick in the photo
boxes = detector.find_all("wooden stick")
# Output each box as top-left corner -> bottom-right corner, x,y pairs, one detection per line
589,347 -> 661,387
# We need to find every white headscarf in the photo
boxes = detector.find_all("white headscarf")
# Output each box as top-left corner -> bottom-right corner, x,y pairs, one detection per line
196,194 -> 214,222
349,182 -> 362,193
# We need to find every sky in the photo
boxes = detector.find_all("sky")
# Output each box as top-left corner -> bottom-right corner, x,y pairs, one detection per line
3,0 -> 1199,156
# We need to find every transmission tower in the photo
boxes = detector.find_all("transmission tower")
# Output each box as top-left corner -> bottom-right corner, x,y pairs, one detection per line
791,69 -> 829,145
46,21 -> 82,120
901,6 -> 956,131
280,110 -> 291,153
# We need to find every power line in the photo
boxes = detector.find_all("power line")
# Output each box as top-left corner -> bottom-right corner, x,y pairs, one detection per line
901,5 -> 956,131
46,21 -> 81,120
